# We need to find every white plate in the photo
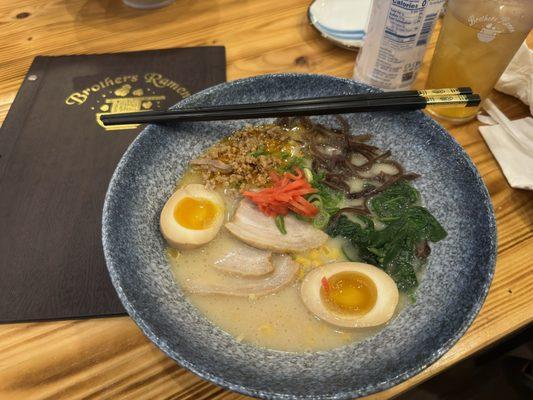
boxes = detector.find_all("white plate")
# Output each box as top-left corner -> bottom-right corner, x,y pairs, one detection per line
308,0 -> 372,50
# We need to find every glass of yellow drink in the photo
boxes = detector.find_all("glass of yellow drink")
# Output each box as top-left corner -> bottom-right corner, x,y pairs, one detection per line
426,0 -> 532,124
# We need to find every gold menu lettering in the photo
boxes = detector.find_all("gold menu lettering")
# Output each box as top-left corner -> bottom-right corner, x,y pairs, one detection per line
65,72 -> 190,131
144,72 -> 191,97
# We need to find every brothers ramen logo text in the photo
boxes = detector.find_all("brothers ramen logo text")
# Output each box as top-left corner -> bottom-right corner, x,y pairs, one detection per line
66,73 -> 191,131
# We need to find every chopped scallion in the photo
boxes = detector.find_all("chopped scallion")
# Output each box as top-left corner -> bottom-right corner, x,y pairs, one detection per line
312,209 -> 330,230
303,167 -> 314,183
275,215 -> 287,235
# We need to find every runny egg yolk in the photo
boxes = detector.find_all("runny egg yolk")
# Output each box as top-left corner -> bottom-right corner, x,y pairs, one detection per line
320,272 -> 377,315
173,197 -> 218,230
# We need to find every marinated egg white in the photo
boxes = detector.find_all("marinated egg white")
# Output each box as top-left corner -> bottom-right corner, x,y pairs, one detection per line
300,262 -> 399,328
160,184 -> 225,249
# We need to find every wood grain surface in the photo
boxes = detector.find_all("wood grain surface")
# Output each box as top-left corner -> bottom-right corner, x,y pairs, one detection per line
0,1 -> 531,399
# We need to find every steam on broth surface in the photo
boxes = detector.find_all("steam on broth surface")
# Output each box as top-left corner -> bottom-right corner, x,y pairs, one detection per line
162,118 -> 447,352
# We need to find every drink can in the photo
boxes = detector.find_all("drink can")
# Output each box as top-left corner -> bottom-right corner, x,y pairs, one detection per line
354,0 -> 446,90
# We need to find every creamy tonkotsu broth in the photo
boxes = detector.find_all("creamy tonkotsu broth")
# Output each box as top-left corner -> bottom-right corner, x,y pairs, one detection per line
162,118 -> 447,353
168,206 -> 409,352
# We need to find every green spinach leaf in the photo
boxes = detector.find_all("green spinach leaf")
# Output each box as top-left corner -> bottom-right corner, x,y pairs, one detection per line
326,182 -> 447,295
369,180 -> 419,220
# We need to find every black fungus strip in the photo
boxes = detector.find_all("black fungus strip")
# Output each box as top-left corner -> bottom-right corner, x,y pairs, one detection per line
323,178 -> 351,193
350,134 -> 372,142
278,115 -> 419,204
351,173 -> 419,199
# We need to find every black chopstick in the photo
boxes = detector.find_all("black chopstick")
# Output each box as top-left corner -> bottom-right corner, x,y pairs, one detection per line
108,87 -> 474,118
102,87 -> 473,120
100,91 -> 480,126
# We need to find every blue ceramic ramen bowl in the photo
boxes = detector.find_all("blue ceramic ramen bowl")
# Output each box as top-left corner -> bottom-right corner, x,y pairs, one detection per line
102,74 -> 496,399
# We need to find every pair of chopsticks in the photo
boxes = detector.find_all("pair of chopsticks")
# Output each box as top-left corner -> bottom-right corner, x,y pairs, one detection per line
100,87 -> 480,126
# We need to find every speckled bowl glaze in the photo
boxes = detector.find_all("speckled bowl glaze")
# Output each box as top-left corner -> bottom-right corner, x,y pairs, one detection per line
102,74 -> 496,399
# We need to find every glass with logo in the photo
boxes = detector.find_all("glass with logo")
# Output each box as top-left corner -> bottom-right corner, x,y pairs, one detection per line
425,0 -> 533,123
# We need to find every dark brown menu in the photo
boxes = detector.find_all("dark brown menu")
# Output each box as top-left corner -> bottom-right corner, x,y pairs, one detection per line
0,47 -> 226,322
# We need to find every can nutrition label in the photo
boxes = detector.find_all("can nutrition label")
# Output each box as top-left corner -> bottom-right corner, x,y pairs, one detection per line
354,0 -> 445,90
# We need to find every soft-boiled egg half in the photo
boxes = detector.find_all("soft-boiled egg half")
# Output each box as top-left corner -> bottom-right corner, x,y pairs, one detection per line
300,262 -> 399,328
160,184 -> 225,249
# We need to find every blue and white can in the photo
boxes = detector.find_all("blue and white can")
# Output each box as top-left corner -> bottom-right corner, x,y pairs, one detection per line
354,0 -> 446,90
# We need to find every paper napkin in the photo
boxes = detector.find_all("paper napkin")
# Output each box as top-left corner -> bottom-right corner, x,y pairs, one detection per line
479,116 -> 533,190
495,42 -> 533,115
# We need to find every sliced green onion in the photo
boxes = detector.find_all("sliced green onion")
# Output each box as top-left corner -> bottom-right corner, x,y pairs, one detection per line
312,209 -> 330,230
307,194 -> 324,209
275,215 -> 287,235
303,167 -> 314,183
294,213 -> 311,222
250,145 -> 268,157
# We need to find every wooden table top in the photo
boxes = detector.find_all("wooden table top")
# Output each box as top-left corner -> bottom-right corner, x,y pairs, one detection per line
0,1 -> 531,399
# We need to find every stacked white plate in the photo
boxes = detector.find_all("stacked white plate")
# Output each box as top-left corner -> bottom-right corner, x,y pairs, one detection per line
308,0 -> 372,50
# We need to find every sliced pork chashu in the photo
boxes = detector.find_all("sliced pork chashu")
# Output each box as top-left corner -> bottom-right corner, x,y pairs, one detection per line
225,199 -> 328,253
213,241 -> 273,277
183,254 -> 298,297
